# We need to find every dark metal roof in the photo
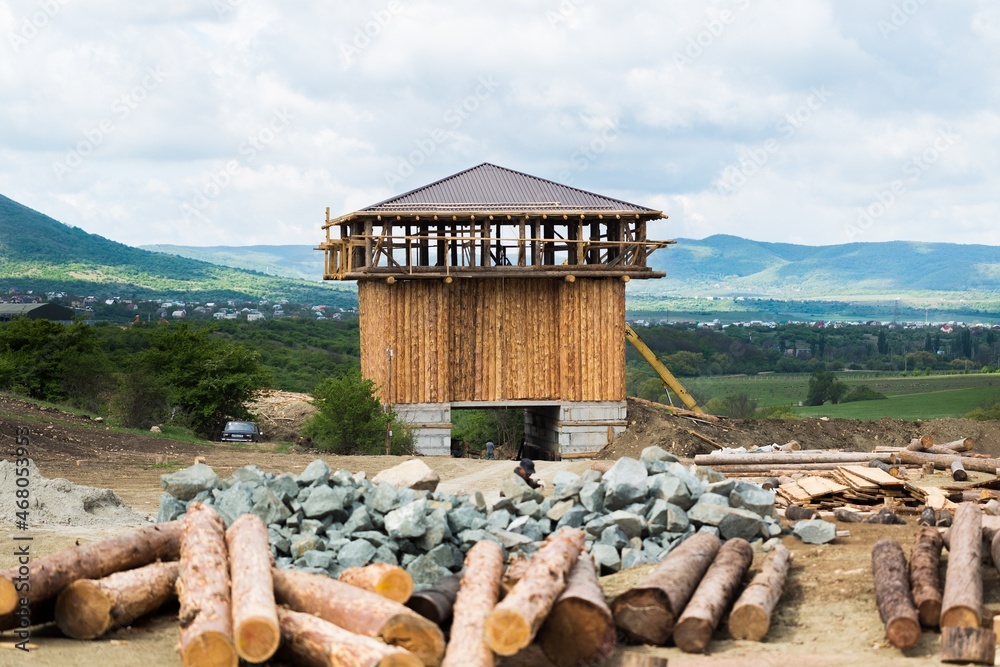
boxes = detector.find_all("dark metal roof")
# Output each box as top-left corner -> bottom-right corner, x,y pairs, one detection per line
362,163 -> 658,214
0,303 -> 75,320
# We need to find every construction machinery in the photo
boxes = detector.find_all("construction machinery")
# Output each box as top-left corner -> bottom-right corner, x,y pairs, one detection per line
625,323 -> 705,414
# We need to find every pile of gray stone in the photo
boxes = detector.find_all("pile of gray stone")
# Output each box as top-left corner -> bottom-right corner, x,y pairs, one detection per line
157,446 -> 789,587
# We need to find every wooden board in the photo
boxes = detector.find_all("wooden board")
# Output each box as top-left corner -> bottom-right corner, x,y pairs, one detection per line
840,465 -> 903,487
796,476 -> 850,497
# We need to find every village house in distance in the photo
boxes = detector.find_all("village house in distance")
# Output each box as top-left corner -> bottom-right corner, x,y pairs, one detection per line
318,163 -> 673,457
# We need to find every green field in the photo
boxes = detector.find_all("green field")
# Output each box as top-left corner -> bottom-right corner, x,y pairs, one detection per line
683,372 -> 1000,420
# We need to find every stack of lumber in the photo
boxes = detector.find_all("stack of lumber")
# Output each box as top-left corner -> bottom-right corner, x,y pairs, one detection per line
871,502 -> 995,665
776,465 -> 925,511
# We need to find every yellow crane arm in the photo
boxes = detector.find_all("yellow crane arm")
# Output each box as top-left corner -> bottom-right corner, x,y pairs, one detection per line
625,323 -> 705,413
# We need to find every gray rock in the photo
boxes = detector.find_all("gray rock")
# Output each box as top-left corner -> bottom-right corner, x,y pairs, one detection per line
416,508 -> 450,550
642,539 -> 665,559
384,499 -> 429,539
552,471 -> 584,501
590,544 -> 621,573
269,528 -> 291,556
695,492 -> 730,507
491,497 -> 516,514
290,534 -> 325,559
666,463 -> 706,499
555,505 -> 588,530
599,525 -> 630,551
373,545 -> 399,565
497,531 -> 534,549
302,485 -> 349,521
602,457 -> 648,510
365,483 -> 399,515
331,469 -> 355,487
470,491 -> 487,511
161,463 -> 220,501
501,474 -> 542,504
579,482 -> 606,513
448,504 -> 487,534
546,499 -> 575,522
687,501 -> 732,527
300,518 -> 325,535
217,481 -> 255,525
718,507 -> 767,541
582,469 -> 603,484
157,494 -> 186,523
698,525 -> 720,537
705,479 -> 737,497
606,510 -> 645,539
286,511 -> 303,528
299,459 -> 331,486
457,529 -> 496,546
426,544 -> 461,571
267,473 -> 300,501
508,515 -> 531,533
344,506 -> 375,534
486,509 -> 512,531
251,487 -> 292,526
621,548 -> 657,570
512,518 -> 547,542
766,519 -> 782,537
693,465 -> 725,484
338,539 -> 377,568
301,549 -> 335,570
762,537 -> 783,552
647,474 -> 693,510
372,459 -> 440,492
228,464 -> 266,485
516,500 -> 543,519
793,519 -> 837,545
729,486 -> 776,518
640,445 -> 680,473
647,499 -> 689,534
352,531 -> 398,551
407,554 -> 451,587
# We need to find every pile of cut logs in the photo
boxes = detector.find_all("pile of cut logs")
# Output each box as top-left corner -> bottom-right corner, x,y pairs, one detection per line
0,500 -> 795,665
872,502 -> 996,665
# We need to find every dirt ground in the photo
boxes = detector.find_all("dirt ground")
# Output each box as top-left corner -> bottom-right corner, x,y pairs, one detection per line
1,395 -> 999,666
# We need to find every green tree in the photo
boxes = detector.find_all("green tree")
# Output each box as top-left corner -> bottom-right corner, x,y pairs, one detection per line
660,351 -> 704,376
877,330 -> 888,355
805,370 -> 848,405
303,370 -> 411,455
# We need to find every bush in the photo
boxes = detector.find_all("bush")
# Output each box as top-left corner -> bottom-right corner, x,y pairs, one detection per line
705,393 -> 758,419
752,405 -> 800,420
840,384 -> 887,403
964,402 -> 1000,421
303,370 -> 412,455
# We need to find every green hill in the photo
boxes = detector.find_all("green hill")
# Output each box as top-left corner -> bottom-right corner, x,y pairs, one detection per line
0,194 -> 356,305
141,243 -> 325,282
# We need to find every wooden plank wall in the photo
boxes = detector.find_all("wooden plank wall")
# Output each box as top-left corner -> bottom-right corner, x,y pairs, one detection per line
359,278 -> 626,404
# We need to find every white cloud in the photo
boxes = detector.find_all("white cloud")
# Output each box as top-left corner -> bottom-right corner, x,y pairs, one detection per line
0,0 -> 998,249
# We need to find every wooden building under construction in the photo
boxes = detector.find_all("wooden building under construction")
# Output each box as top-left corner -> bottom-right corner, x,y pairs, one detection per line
319,163 -> 672,456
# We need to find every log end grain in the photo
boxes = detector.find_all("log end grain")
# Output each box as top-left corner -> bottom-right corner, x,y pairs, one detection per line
941,607 -> 980,629
379,612 -> 446,667
0,579 -> 17,616
886,616 -> 922,649
728,605 -> 769,642
673,617 -> 713,653
610,589 -> 674,646
917,600 -> 941,629
54,580 -> 113,640
484,607 -> 532,656
179,630 -> 238,667
234,614 -> 281,663
539,598 -> 616,667
374,569 -> 415,604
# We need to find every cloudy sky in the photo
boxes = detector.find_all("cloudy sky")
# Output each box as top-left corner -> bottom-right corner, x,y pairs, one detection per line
1,0 -> 998,249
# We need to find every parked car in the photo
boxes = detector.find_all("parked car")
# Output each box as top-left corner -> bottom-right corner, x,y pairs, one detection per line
220,421 -> 263,443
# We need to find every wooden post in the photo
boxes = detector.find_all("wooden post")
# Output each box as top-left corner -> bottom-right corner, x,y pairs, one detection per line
538,553 -> 616,667
484,528 -> 585,656
0,521 -> 182,616
441,541 -> 504,667
729,543 -> 792,641
910,527 -> 943,628
674,538 -> 754,653
226,514 -> 279,663
177,503 -> 237,667
941,502 -> 982,628
950,459 -> 968,481
940,626 -> 996,665
54,561 -> 179,639
871,538 -> 921,648
611,532 -> 721,645
277,608 -> 421,667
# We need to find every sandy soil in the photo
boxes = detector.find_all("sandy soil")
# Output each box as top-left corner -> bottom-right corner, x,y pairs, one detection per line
1,395 -> 999,666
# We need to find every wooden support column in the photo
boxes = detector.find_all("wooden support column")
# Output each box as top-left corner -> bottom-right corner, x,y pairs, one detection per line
518,217 -> 526,266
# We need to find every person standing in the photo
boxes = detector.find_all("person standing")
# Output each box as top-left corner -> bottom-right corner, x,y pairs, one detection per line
485,439 -> 495,460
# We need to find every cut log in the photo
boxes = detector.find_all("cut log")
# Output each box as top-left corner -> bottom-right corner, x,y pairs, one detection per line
704,463 -> 862,473
694,451 -> 891,466
177,503 -> 236,667
54,561 -> 179,639
674,537 -> 754,653
870,538 -> 921,648
761,477 -> 780,491
729,543 -> 792,641
277,607 -> 421,667
226,513 -> 279,663
538,553 -> 616,667
940,438 -> 974,452
273,568 -> 445,667
341,564 -> 414,604
940,626 -> 996,665
950,459 -> 968,482
940,502 -> 982,628
484,528 -> 586,656
990,530 -> 1000,581
0,521 -> 182,616
918,507 -> 937,527
610,531 -> 721,645
441,541 -> 504,667
784,505 -> 818,521
910,527 -> 943,628
405,575 -> 460,628
906,436 -> 936,451
869,460 -> 901,476
896,450 -> 1000,475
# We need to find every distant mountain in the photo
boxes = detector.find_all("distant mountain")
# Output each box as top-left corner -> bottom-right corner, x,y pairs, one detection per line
0,194 -> 355,305
646,234 -> 1000,295
141,244 -> 325,282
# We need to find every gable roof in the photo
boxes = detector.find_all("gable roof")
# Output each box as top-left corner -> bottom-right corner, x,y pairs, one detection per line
0,303 -> 75,321
362,163 -> 658,214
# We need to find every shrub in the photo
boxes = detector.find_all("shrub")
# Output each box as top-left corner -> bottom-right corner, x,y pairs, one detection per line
840,384 -> 887,403
753,405 -> 800,420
